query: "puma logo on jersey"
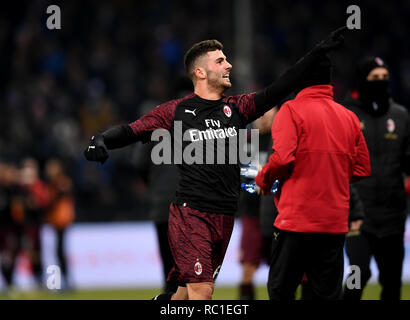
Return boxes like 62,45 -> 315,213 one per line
185,109 -> 197,116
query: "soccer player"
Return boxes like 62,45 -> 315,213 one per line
84,28 -> 346,300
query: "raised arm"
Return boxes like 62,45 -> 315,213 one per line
84,100 -> 178,164
240,27 -> 347,123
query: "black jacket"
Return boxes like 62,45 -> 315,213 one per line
132,141 -> 179,223
343,96 -> 410,237
349,185 -> 364,222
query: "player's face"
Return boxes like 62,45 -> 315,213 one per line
204,50 -> 232,90
366,67 -> 389,81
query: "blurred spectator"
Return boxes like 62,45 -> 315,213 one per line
0,163 -> 21,292
1,158 -> 49,291
44,158 -> 75,289
343,57 -> 410,300
16,158 -> 49,287
237,108 -> 277,300
405,176 -> 410,197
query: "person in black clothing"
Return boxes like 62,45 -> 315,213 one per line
238,108 -> 277,300
44,158 -> 75,290
84,28 -> 347,300
0,163 -> 21,292
132,76 -> 192,295
301,185 -> 365,300
18,158 -> 49,287
343,57 -> 410,300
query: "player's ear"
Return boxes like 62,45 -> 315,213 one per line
194,67 -> 206,80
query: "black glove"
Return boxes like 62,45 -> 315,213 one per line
315,26 -> 347,53
253,26 -> 348,120
84,134 -> 109,164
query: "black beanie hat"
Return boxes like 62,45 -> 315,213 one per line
298,55 -> 332,91
357,56 -> 388,81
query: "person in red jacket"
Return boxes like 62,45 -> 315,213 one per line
255,56 -> 371,300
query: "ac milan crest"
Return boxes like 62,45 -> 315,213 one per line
223,105 -> 232,118
375,57 -> 384,66
386,118 -> 395,133
194,260 -> 202,275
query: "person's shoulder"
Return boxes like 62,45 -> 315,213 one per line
334,99 -> 358,116
275,99 -> 295,115
160,93 -> 196,108
328,100 -> 362,128
390,100 -> 409,116
151,94 -> 196,119
223,92 -> 256,105
339,95 -> 361,112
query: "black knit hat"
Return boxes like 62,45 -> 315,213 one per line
357,56 -> 388,81
298,55 -> 332,91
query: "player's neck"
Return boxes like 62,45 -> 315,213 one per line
194,83 -> 224,101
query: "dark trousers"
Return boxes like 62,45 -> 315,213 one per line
0,224 -> 43,286
0,224 -> 22,287
25,224 -> 43,283
267,228 -> 345,300
56,228 -> 68,280
155,222 -> 177,293
344,231 -> 404,300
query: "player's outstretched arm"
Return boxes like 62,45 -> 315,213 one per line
84,125 -> 136,164
84,98 -> 180,164
253,27 -> 347,116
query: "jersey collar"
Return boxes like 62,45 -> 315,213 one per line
295,85 -> 334,99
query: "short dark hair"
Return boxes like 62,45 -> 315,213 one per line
184,39 -> 223,79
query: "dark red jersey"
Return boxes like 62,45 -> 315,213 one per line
129,92 -> 267,215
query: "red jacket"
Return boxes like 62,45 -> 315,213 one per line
255,85 -> 371,234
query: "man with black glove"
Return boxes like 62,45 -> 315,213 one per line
84,27 -> 347,300
343,57 -> 410,300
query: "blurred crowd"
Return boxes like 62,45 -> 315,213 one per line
0,158 -> 74,290
0,0 -> 409,223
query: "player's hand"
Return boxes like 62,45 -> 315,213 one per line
84,134 -> 109,164
349,219 -> 363,232
316,26 -> 347,52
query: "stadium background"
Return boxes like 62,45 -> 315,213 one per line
1,0 -> 410,299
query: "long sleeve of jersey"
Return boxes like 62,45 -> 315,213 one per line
100,97 -> 186,150
247,49 -> 324,122
128,98 -> 185,143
